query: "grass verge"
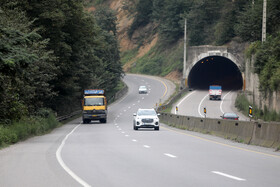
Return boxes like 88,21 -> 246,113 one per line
235,92 -> 280,122
0,112 -> 60,149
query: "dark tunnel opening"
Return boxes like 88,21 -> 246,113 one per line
188,56 -> 243,90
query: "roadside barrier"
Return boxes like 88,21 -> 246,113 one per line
156,88 -> 280,149
251,121 -> 280,148
159,113 -> 280,149
56,110 -> 81,122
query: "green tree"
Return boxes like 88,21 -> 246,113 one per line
254,32 -> 280,92
235,0 -> 263,42
128,0 -> 153,38
93,6 -> 123,97
0,4 -> 57,122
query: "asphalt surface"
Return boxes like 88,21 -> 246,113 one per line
172,90 -> 249,121
0,74 -> 280,187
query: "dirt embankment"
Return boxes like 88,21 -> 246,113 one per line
89,0 -> 181,83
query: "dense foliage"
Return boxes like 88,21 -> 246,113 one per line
249,33 -> 280,92
127,0 -> 280,92
0,0 -> 123,123
236,93 -> 280,122
129,0 -> 280,45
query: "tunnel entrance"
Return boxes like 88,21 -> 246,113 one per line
188,56 -> 243,90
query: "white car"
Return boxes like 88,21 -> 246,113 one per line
138,85 -> 147,94
133,109 -> 160,130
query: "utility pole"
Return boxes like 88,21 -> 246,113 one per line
262,0 -> 267,43
183,18 -> 187,87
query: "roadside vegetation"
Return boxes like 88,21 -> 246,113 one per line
123,40 -> 184,76
120,0 -> 280,118
0,110 -> 59,148
0,0 -> 123,146
123,0 -> 280,77
235,93 -> 280,122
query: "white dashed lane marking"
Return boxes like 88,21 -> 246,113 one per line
212,171 -> 246,181
143,145 -> 150,148
164,153 -> 177,158
132,139 -> 138,142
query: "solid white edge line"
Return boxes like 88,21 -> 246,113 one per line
212,171 -> 246,181
220,91 -> 232,114
175,91 -> 196,113
56,122 -> 91,187
164,153 -> 177,158
198,93 -> 209,117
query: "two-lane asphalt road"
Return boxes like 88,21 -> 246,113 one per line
173,90 -> 248,121
1,74 -> 279,187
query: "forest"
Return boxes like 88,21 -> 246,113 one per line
127,0 -> 280,92
0,0 -> 123,124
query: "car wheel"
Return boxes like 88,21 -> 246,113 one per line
134,125 -> 138,130
155,127 -> 159,131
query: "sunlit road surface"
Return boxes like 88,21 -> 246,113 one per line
0,74 -> 280,187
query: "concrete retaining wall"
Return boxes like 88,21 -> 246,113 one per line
159,113 -> 280,149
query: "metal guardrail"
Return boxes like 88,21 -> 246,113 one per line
56,110 -> 81,122
157,88 -> 189,112
56,83 -> 129,122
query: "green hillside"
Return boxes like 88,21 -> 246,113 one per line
120,0 -> 280,92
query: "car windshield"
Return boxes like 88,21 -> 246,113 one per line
139,86 -> 146,89
84,98 -> 104,106
224,113 -> 238,118
137,109 -> 156,116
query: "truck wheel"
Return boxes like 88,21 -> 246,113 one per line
100,119 -> 107,123
83,119 -> 87,124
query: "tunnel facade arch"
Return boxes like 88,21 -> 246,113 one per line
187,53 -> 243,90
183,46 -> 244,90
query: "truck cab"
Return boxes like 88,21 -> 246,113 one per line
209,85 -> 222,100
82,89 -> 107,124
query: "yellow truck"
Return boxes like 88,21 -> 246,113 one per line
82,89 -> 107,124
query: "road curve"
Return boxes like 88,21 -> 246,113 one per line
172,90 -> 249,121
1,74 -> 280,187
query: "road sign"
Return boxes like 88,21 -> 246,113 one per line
204,107 -> 206,118
249,106 -> 253,118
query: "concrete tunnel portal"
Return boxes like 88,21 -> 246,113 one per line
188,56 -> 243,90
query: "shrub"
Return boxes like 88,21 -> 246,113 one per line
0,111 -> 59,148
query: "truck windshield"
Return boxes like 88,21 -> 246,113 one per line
84,98 -> 104,106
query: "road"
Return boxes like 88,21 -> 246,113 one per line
172,90 -> 249,121
1,74 -> 280,187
